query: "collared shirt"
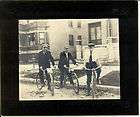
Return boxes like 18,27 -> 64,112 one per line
43,52 -> 45,55
65,52 -> 68,60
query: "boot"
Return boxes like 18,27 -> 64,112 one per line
86,89 -> 91,96
70,80 -> 74,85
85,85 -> 91,96
48,83 -> 51,91
60,81 -> 64,88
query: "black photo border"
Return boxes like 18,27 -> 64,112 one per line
1,1 -> 138,115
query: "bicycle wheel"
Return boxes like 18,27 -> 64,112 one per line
49,74 -> 54,96
71,73 -> 79,94
36,73 -> 44,90
63,75 -> 67,88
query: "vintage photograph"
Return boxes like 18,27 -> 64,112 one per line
19,19 -> 120,100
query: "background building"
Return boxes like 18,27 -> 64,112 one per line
76,19 -> 119,64
19,19 -> 119,64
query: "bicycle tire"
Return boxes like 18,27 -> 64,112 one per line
92,71 -> 97,99
49,74 -> 54,96
72,73 -> 79,94
36,73 -> 44,90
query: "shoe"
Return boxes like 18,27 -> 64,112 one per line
60,85 -> 64,88
70,81 -> 74,85
85,89 -> 91,96
86,92 -> 90,96
60,83 -> 64,88
41,83 -> 45,87
48,86 -> 51,91
39,93 -> 44,97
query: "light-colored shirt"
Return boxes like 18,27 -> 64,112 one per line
65,52 -> 68,60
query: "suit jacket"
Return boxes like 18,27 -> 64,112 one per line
38,50 -> 55,68
58,51 -> 76,69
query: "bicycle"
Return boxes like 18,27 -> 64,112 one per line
84,68 -> 98,98
62,66 -> 79,94
35,67 -> 55,96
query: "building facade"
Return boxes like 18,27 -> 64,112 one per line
19,19 -> 119,64
75,19 -> 119,63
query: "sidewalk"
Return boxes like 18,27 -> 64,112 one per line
19,64 -> 120,95
19,75 -> 120,96
19,64 -> 120,86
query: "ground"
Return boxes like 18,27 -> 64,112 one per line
19,63 -> 120,100
19,82 -> 120,100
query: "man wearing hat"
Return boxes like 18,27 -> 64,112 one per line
58,47 -> 77,88
38,44 -> 55,90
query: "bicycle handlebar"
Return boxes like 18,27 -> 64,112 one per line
84,68 -> 95,71
84,66 -> 101,71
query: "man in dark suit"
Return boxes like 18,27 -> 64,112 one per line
58,47 -> 77,88
38,45 -> 55,90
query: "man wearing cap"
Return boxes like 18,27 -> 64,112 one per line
38,45 -> 55,90
58,47 -> 77,88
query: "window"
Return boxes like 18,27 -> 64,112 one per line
76,35 -> 82,45
69,35 -> 74,46
78,35 -> 82,40
77,21 -> 81,28
89,22 -> 102,45
39,32 -> 45,39
68,21 -> 73,27
19,34 -> 27,46
112,38 -> 118,43
28,33 -> 36,46
76,41 -> 82,45
39,32 -> 45,44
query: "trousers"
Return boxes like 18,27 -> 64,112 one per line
86,69 -> 101,92
59,67 -> 74,86
39,68 -> 51,88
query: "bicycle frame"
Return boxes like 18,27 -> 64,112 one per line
63,66 -> 79,94
37,67 -> 55,96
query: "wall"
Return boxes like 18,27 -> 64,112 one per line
47,20 -> 77,59
19,19 -> 119,63
82,44 -> 119,64
76,19 -> 119,64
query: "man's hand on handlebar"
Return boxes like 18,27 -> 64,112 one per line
84,67 -> 96,71
75,63 -> 78,66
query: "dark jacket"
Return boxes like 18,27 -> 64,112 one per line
58,51 -> 76,69
85,61 -> 101,76
38,50 -> 55,68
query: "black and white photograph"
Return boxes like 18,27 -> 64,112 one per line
1,0 -> 138,115
19,19 -> 120,100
